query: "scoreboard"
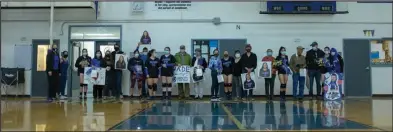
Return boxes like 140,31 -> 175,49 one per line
262,1 -> 340,14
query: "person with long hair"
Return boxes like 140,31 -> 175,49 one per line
274,47 -> 290,101
209,49 -> 223,101
221,51 -> 235,100
262,49 -> 276,100
140,31 -> 152,44
75,48 -> 92,99
233,50 -> 243,100
160,47 -> 177,100
46,44 -> 61,101
128,49 -> 145,100
103,50 -> 115,99
92,50 -> 106,99
321,47 -> 330,95
145,49 -> 161,100
192,48 -> 208,100
59,51 -> 69,100
325,48 -> 344,96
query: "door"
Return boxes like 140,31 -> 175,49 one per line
343,39 -> 372,97
95,41 -> 120,56
31,39 -> 60,97
218,39 -> 247,98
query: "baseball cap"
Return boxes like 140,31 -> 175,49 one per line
195,48 -> 201,52
310,42 -> 318,47
297,46 -> 305,49
180,45 -> 185,49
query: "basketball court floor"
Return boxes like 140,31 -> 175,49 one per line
1,98 -> 392,131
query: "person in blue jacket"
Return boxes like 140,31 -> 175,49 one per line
59,51 -> 69,100
128,50 -> 145,100
92,50 -> 106,99
135,42 -> 149,98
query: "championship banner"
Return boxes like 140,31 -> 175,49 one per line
323,73 -> 343,101
173,66 -> 191,83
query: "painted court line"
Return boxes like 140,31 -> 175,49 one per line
220,104 -> 246,130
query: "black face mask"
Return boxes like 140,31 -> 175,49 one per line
63,55 -> 68,58
114,47 -> 120,51
246,49 -> 251,52
224,54 -> 228,57
214,53 -> 219,57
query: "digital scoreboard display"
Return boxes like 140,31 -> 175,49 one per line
265,1 -> 337,14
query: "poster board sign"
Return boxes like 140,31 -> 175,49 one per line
241,72 -> 256,90
323,73 -> 343,101
257,61 -> 272,78
370,40 -> 392,66
115,54 -> 128,70
84,67 -> 106,85
173,66 -> 191,83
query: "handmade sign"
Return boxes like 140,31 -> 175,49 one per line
323,73 -> 344,101
173,66 -> 191,83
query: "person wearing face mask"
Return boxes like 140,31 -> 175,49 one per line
221,51 -> 235,100
103,50 -> 115,99
321,47 -> 330,89
160,47 -> 177,100
111,44 -> 124,100
289,46 -> 307,101
75,48 -> 92,99
145,49 -> 161,100
305,42 -> 325,100
325,48 -> 344,96
233,50 -> 243,100
128,50 -> 145,100
209,49 -> 223,101
239,44 -> 257,100
135,42 -> 149,98
46,44 -> 61,101
174,45 -> 192,100
274,47 -> 290,101
59,51 -> 69,100
262,49 -> 277,100
191,48 -> 208,100
92,50 -> 106,99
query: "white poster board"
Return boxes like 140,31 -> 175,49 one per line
115,54 -> 127,70
83,67 -> 106,85
173,66 -> 191,83
241,72 -> 256,90
257,61 -> 272,78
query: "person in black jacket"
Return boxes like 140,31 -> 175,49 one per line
111,44 -> 124,100
233,50 -> 243,100
222,51 -> 235,100
192,48 -> 208,99
46,44 -> 61,101
128,50 -> 145,100
75,48 -> 92,99
160,47 -> 177,100
91,50 -> 106,99
240,44 -> 257,100
275,47 -> 290,101
305,42 -> 325,99
103,50 -> 115,99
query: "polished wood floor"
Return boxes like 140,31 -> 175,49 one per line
1,98 -> 392,131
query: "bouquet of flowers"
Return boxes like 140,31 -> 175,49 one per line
80,59 -> 90,68
273,60 -> 282,67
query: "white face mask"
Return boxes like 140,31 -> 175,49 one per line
134,54 -> 139,57
324,51 -> 330,54
312,47 -> 318,51
331,52 -> 336,56
96,54 -> 101,57
180,49 -> 185,53
82,52 -> 88,56
143,52 -> 148,55
235,53 -> 241,58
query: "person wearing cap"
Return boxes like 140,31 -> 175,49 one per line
175,45 -> 192,100
111,44 -> 124,100
191,48 -> 207,99
239,44 -> 257,100
59,51 -> 69,100
305,42 -> 325,100
290,46 -> 307,100
261,49 -> 276,100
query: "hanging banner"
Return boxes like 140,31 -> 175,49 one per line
173,66 -> 191,83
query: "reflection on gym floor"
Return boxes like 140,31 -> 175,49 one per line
1,99 -> 391,131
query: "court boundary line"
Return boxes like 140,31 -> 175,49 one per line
106,102 -> 153,131
220,104 -> 246,130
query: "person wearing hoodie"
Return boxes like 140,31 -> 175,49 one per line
92,50 -> 106,99
46,44 -> 61,101
128,50 -> 145,100
175,45 -> 192,100
261,49 -> 276,100
111,44 -> 124,100
324,48 -> 344,96
59,51 -> 69,100
75,48 -> 92,99
305,42 -> 325,100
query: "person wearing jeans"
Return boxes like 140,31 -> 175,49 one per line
209,49 -> 223,101
306,42 -> 325,99
174,45 -> 192,100
290,46 -> 307,100
262,49 -> 276,100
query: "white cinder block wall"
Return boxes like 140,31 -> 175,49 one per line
1,2 -> 392,96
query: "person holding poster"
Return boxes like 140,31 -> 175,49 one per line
261,49 -> 276,100
274,46 -> 290,101
160,47 -> 177,100
191,48 -> 207,100
46,44 -> 61,101
209,49 -> 223,101
324,48 -> 344,98
75,48 -> 92,99
259,62 -> 271,78
111,44 -> 124,100
128,50 -> 145,100
221,51 -> 235,100
145,49 -> 161,100
175,45 -> 192,100
321,47 -> 331,90
243,73 -> 255,90
289,46 -> 306,101
91,50 -> 106,99
135,43 -> 149,98
104,50 -> 115,99
240,44 -> 257,100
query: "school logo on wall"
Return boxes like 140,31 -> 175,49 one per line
363,30 -> 375,37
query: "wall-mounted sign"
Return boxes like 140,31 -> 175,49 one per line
155,1 -> 191,10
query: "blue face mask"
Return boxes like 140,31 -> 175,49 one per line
267,52 -> 273,56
